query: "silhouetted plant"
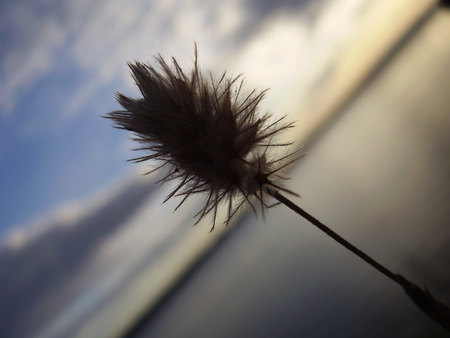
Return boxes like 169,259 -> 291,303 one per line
107,46 -> 303,230
105,45 -> 450,333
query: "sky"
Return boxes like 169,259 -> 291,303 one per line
1,0 -> 369,243
0,0 -> 328,241
0,0 -> 384,244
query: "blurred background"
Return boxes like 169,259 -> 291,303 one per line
0,0 -> 449,337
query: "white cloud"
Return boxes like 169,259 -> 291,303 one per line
228,15 -> 309,115
1,168 -> 149,251
1,0 -> 364,121
223,0 -> 374,122
3,201 -> 82,251
1,0 -> 308,120
0,0 -> 152,116
0,2 -> 66,115
60,0 -> 252,118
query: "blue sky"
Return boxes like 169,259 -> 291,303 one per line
1,0 -> 331,241
0,0 -> 139,236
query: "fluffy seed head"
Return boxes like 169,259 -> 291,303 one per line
105,46 -> 301,229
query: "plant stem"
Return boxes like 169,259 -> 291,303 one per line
267,188 -> 450,332
267,188 -> 401,284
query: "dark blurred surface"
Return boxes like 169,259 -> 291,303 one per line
128,8 -> 450,338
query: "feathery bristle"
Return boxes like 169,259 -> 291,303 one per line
105,45 -> 301,229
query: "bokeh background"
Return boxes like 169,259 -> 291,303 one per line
1,0 -> 449,337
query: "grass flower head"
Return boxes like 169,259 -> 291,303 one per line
106,46 -> 301,228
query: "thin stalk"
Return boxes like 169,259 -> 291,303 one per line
267,188 -> 450,333
268,188 -> 400,284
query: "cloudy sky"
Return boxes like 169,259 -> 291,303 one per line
1,0 -> 361,242
1,0 -> 387,246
